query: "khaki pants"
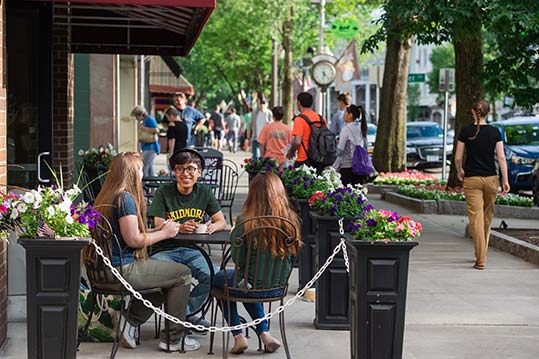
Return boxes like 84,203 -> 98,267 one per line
463,176 -> 498,265
121,258 -> 191,343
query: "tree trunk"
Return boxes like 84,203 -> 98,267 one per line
372,31 -> 412,172
281,4 -> 294,124
447,19 -> 484,188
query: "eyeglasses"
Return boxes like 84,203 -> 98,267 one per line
174,165 -> 198,174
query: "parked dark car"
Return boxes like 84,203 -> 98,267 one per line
532,160 -> 539,206
491,117 -> 539,193
406,121 -> 452,169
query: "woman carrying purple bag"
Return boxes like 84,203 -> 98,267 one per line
333,104 -> 372,185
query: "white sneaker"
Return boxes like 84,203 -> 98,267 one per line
118,314 -> 137,349
159,336 -> 201,352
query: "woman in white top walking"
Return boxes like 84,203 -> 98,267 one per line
333,104 -> 369,185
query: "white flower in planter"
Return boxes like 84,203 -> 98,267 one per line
23,192 -> 35,204
58,198 -> 72,213
16,202 -> 28,214
10,209 -> 19,220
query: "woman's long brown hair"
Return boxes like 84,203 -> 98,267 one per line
241,172 -> 302,258
469,100 -> 490,140
84,152 -> 148,262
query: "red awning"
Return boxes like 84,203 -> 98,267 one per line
149,55 -> 194,95
38,0 -> 215,55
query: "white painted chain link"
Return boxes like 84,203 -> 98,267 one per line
338,218 -> 350,273
89,229 -> 348,333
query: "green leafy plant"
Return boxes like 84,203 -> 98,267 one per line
397,185 -> 534,207
241,158 -> 278,172
308,186 -> 369,217
349,209 -> 422,242
278,165 -> 340,200
78,144 -> 117,170
0,168 -> 101,241
397,184 -> 465,201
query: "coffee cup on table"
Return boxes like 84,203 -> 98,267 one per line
195,223 -> 208,234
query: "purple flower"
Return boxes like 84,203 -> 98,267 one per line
357,197 -> 365,205
363,204 -> 374,212
335,195 -> 343,202
329,206 -> 337,215
366,218 -> 377,227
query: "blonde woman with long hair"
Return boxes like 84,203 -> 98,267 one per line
212,172 -> 302,354
86,152 -> 199,352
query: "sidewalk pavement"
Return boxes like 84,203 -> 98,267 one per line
2,148 -> 538,358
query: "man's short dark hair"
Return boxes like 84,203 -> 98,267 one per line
271,106 -> 284,121
165,106 -> 179,117
297,92 -> 313,108
259,98 -> 267,105
168,149 -> 205,170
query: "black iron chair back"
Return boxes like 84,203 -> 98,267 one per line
217,159 -> 239,225
210,215 -> 299,359
195,147 -> 223,186
82,217 -> 164,358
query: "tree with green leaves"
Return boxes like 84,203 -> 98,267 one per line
363,3 -> 413,172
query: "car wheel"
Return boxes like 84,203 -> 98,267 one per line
533,177 -> 539,207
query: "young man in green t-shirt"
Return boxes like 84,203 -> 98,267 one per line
149,149 -> 227,328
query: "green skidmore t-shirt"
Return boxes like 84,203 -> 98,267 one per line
148,182 -> 221,224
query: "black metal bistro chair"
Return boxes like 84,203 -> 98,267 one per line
209,216 -> 299,359
196,147 -> 224,187
217,159 -> 239,225
80,217 -> 167,359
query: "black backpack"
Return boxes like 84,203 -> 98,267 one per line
298,114 -> 337,166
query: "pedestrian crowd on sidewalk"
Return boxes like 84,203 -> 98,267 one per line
134,90 -> 376,186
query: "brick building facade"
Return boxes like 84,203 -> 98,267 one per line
0,0 -> 214,351
0,0 -> 7,349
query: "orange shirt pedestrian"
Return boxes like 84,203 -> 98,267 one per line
291,108 -> 327,162
258,121 -> 292,166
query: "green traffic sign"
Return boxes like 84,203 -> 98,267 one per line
408,73 -> 426,83
331,19 -> 360,39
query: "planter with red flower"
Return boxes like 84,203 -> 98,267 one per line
78,144 -> 116,198
278,166 -> 341,288
241,157 -> 278,184
308,185 -> 369,330
346,209 -> 421,359
1,180 -> 101,359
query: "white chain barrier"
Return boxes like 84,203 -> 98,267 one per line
338,218 -> 350,273
90,222 -> 349,333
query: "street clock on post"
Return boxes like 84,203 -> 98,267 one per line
312,60 -> 336,89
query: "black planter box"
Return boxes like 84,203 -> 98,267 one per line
345,237 -> 417,359
310,213 -> 355,330
20,238 -> 90,359
294,199 -> 317,289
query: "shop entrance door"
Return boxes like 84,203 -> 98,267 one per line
6,2 -> 53,189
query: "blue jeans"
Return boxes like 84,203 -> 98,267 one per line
151,247 -> 213,315
251,140 -> 260,160
212,269 -> 284,336
142,150 -> 157,177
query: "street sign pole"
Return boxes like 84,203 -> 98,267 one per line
442,88 -> 449,180
440,68 -> 454,181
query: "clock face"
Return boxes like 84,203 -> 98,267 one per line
312,61 -> 336,86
